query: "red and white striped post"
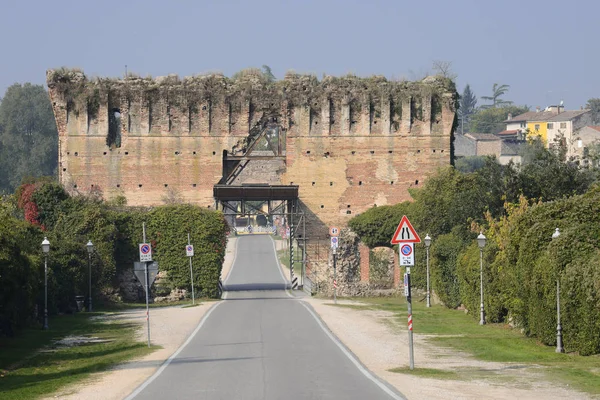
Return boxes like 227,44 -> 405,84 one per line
406,266 -> 414,370
333,248 -> 337,304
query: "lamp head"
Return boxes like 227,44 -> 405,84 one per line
477,232 -> 487,249
424,234 -> 432,248
86,240 -> 94,254
41,237 -> 50,254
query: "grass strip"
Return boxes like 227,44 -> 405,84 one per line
331,297 -> 600,395
0,312 -> 155,400
388,366 -> 458,379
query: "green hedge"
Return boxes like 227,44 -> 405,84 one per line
466,187 -> 600,354
2,182 -> 230,335
348,156 -> 600,354
146,205 -> 229,298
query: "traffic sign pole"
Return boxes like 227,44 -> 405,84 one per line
391,216 -> 419,369
333,248 -> 337,304
143,223 -> 150,348
188,233 -> 195,306
406,264 -> 415,370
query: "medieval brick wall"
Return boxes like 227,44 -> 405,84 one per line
46,69 -> 457,237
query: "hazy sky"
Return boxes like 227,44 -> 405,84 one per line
1,0 -> 598,109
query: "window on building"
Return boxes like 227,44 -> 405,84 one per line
520,122 -> 526,128
534,124 -> 540,130
560,122 -> 567,129
547,123 -> 554,129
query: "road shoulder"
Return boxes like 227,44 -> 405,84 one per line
45,237 -> 239,400
304,297 -> 590,400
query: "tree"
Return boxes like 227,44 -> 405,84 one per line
517,137 -> 596,201
0,84 -> 58,193
469,105 -> 529,134
481,83 -> 513,109
458,84 -> 477,134
262,65 -> 276,83
586,98 -> 600,124
432,60 -> 457,81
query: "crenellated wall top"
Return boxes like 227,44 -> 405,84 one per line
46,68 -> 458,114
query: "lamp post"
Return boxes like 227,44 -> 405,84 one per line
477,232 -> 487,325
41,237 -> 50,330
552,228 -> 564,353
86,240 -> 94,312
424,234 -> 432,308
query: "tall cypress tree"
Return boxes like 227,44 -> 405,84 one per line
458,84 -> 477,134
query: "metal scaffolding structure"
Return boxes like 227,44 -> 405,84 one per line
214,184 -> 306,288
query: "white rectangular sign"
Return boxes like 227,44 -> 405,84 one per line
330,237 -> 339,249
139,243 -> 152,262
399,243 -> 414,266
186,244 -> 194,257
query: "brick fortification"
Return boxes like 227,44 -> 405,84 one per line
46,69 -> 457,237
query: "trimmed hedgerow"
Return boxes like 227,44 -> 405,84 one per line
145,205 -> 229,298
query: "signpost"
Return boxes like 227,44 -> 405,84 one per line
391,215 -> 420,370
330,227 -> 339,304
136,223 -> 153,347
399,243 -> 414,266
330,236 -> 339,249
186,234 -> 195,305
139,243 -> 152,262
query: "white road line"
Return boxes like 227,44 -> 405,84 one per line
269,236 -> 294,299
299,301 -> 407,400
124,301 -> 223,400
222,236 -> 241,300
223,237 -> 239,284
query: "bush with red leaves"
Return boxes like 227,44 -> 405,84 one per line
16,183 -> 41,227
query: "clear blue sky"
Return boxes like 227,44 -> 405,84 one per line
1,0 -> 598,109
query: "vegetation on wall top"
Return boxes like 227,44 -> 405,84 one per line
46,67 -> 458,116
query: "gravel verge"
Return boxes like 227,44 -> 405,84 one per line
303,297 -> 591,400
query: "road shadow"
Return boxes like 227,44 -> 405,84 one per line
222,283 -> 291,291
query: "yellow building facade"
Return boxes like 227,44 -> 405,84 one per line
527,121 -> 548,142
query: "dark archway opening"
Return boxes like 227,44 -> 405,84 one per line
107,108 -> 122,149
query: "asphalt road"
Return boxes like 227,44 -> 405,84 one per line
128,235 -> 404,400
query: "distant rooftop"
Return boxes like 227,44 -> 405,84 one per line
465,133 -> 499,141
507,109 -> 589,123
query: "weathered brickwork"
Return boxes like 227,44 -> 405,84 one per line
47,69 -> 457,236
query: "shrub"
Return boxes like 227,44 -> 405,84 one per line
430,230 -> 466,308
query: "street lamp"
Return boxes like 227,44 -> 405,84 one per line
41,237 -> 50,330
424,234 -> 432,308
552,228 -> 564,353
477,232 -> 487,325
86,240 -> 94,312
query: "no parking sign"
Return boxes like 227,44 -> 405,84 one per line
400,243 -> 414,266
139,243 -> 152,262
186,244 -> 194,257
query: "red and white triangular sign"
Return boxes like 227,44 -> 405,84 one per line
391,215 -> 421,244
